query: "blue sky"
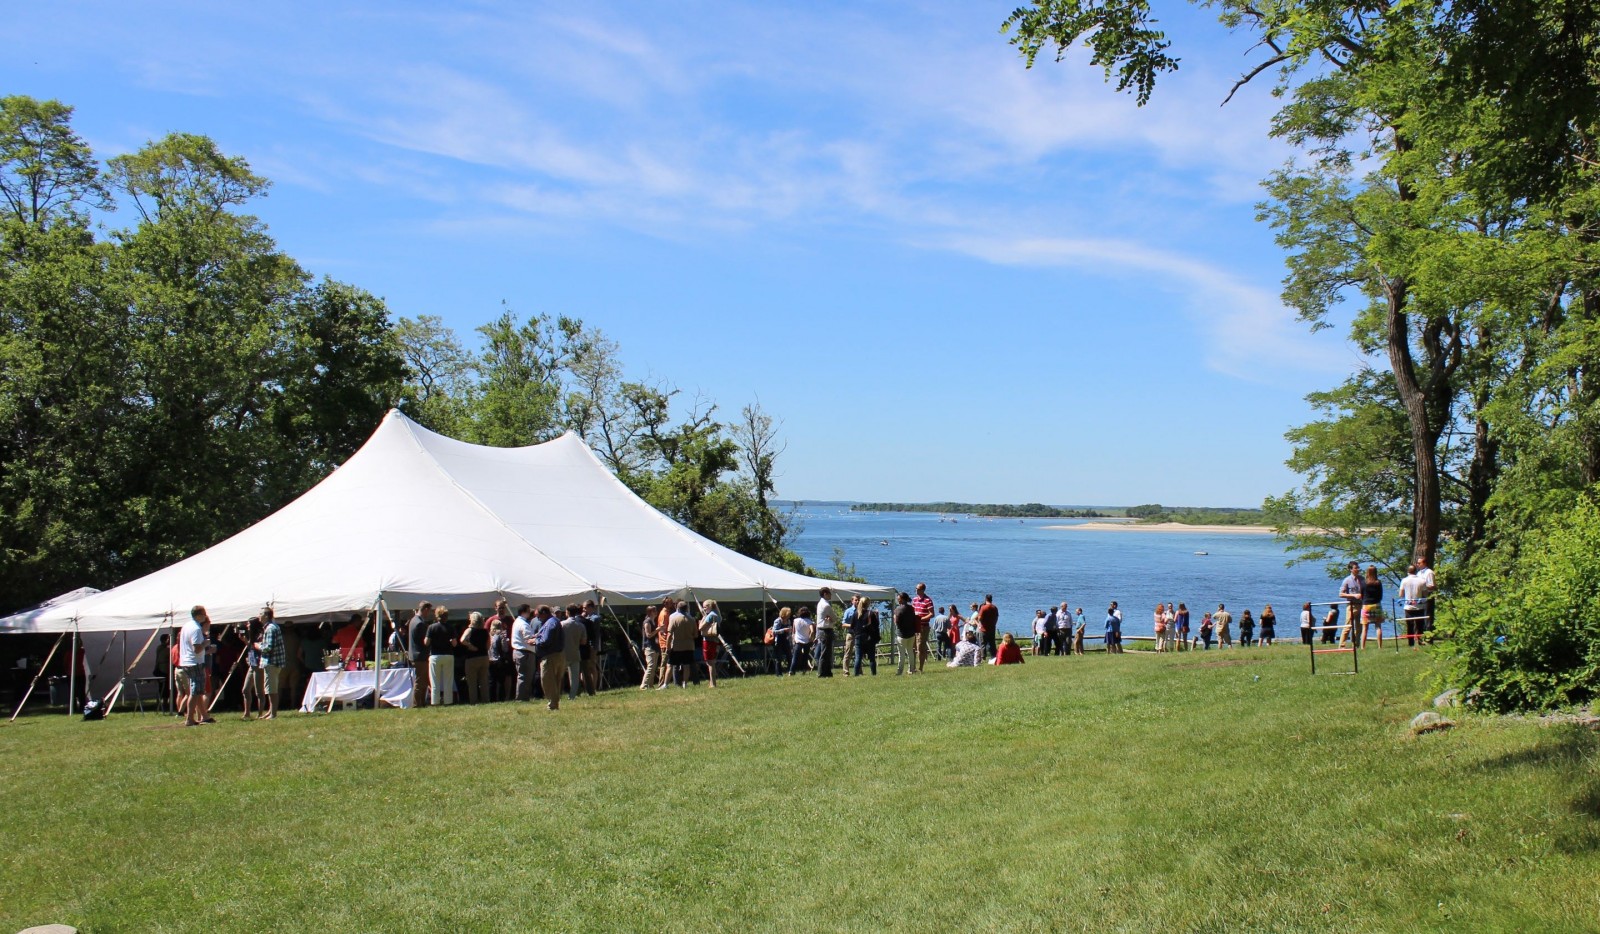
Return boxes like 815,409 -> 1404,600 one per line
5,1 -> 1365,506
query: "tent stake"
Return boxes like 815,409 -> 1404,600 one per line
100,627 -> 161,714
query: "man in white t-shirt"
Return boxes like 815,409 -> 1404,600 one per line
814,588 -> 837,678
1398,565 -> 1425,647
180,605 -> 213,727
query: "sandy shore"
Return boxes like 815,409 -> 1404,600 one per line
1044,521 -> 1278,535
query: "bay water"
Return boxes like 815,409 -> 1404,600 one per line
788,503 -> 1340,641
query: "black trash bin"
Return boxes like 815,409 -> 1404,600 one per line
48,675 -> 68,706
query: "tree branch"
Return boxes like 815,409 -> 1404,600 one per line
1223,52 -> 1291,104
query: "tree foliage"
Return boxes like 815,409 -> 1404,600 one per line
1007,0 -> 1600,707
1438,492 -> 1600,711
0,95 -> 805,614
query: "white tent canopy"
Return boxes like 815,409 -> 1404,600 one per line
1,411 -> 892,633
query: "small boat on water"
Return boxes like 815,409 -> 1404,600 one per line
1194,551 -> 1209,556
879,540 -> 890,546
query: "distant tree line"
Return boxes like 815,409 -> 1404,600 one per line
1125,504 -> 1266,526
851,502 -> 1106,518
0,96 -> 802,615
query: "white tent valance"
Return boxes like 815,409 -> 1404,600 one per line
1,411 -> 892,633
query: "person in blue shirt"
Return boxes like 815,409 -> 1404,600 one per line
533,605 -> 565,711
1104,602 -> 1123,654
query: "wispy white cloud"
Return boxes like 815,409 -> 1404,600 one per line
937,234 -> 1350,379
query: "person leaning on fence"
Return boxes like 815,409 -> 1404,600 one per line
1299,602 -> 1315,646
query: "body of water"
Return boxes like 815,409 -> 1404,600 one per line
787,503 -> 1340,641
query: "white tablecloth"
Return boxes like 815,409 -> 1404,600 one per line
299,668 -> 414,712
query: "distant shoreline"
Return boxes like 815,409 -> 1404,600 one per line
1046,521 -> 1278,535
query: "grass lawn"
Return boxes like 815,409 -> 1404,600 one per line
2,647 -> 1596,933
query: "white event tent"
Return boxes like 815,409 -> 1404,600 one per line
0,410 -> 893,634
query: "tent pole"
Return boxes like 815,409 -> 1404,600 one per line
167,611 -> 177,716
68,618 -> 78,716
118,630 -> 127,712
373,594 -> 384,709
9,631 -> 66,721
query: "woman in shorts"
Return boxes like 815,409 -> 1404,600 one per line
1258,604 -> 1277,647
1360,565 -> 1385,647
699,600 -> 722,688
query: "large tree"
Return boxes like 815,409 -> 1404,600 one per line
0,105 -> 405,611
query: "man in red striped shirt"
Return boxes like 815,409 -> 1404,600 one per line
911,583 -> 935,674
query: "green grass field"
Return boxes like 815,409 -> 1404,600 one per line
2,647 -> 1596,933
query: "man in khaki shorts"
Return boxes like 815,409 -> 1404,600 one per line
253,606 -> 286,719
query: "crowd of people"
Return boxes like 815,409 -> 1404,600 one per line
153,555 -> 1437,723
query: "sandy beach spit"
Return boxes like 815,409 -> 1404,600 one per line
1045,521 -> 1278,535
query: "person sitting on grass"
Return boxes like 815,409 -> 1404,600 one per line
992,632 -> 1025,665
947,631 -> 982,667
